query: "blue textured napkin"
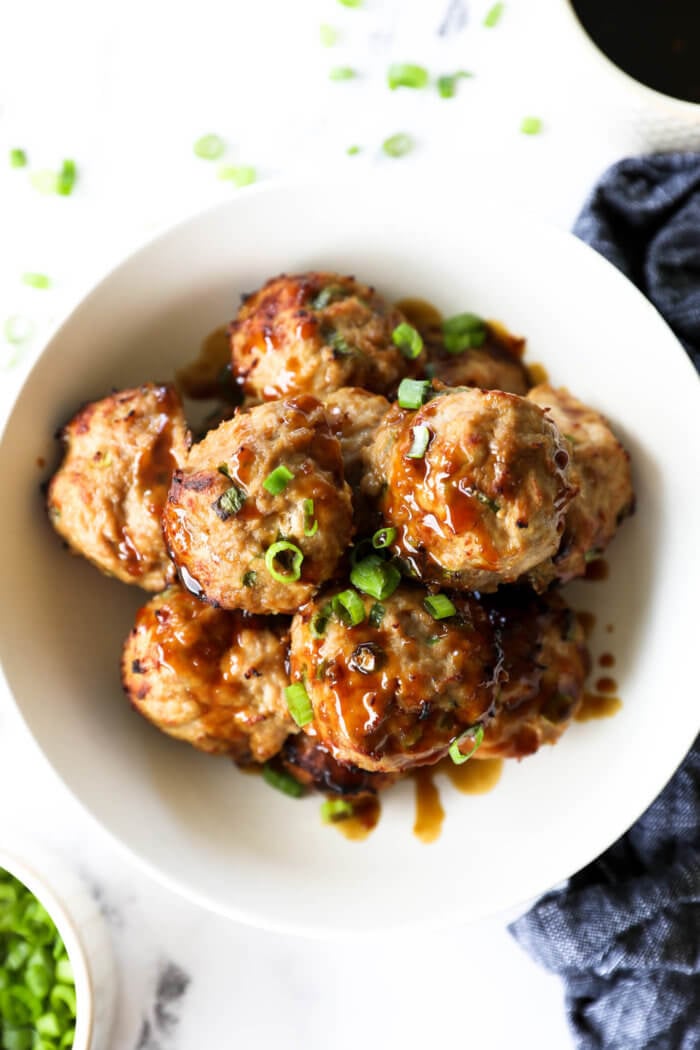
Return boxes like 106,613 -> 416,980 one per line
509,154 -> 700,1050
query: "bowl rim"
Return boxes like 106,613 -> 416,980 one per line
0,848 -> 93,1049
560,0 -> 700,114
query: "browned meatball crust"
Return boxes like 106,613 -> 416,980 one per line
526,385 -> 634,588
478,590 -> 589,759
47,383 -> 189,591
122,586 -> 294,761
280,733 -> 397,797
321,387 -> 390,489
229,273 -> 415,401
163,396 -> 354,614
425,323 -> 530,395
363,388 -> 575,592
290,584 -> 502,774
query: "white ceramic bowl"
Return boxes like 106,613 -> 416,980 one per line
0,176 -> 698,937
0,843 -> 115,1049
559,0 -> 700,151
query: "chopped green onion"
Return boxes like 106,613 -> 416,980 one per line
264,541 -> 304,583
303,498 -> 318,536
448,724 -> 484,764
262,764 -> 304,798
382,133 -> 414,158
351,555 -> 401,600
263,464 -> 294,495
320,23 -> 338,46
214,484 -> 246,519
242,570 -> 257,587
310,602 -> 333,638
406,424 -> 431,459
337,0 -> 362,7
368,602 -> 386,628
520,116 -> 542,135
30,170 -> 58,194
332,589 -> 366,626
49,984 -> 76,1018
3,315 -> 33,346
329,66 -> 357,81
218,165 -> 257,187
392,322 -> 423,360
387,63 -> 429,90
372,527 -> 396,549
346,145 -> 361,156
313,285 -> 347,310
193,133 -> 225,160
441,312 -> 487,353
56,159 -> 77,196
437,71 -> 473,98
321,798 -> 354,823
285,682 -> 314,727
484,2 -> 504,27
35,1013 -> 61,1038
475,490 -> 500,513
424,593 -> 457,620
217,462 -> 233,480
21,272 -> 51,290
9,149 -> 27,169
397,377 -> 430,409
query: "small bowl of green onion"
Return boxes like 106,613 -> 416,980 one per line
0,847 -> 115,1050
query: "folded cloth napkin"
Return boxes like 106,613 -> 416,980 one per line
509,153 -> 700,1050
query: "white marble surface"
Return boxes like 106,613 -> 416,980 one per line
1,2 -> 695,1047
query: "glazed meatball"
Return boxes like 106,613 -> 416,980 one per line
280,733 -> 397,797
526,385 -> 634,588
229,273 -> 414,401
290,584 -> 502,774
363,387 -> 575,592
477,590 -> 589,759
47,384 -> 189,591
122,586 -> 293,761
163,396 -> 353,614
322,388 -> 390,489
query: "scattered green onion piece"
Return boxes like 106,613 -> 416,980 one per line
368,602 -> 385,628
437,71 -> 473,98
49,985 -> 76,1019
53,960 -> 72,986
382,133 -> 414,158
193,133 -> 225,160
35,1013 -> 62,1038
350,555 -> 401,601
217,462 -> 233,480
264,541 -> 304,583
320,23 -> 338,46
242,570 -> 257,587
9,149 -> 27,169
329,66 -> 357,81
346,144 -> 361,156
263,464 -> 294,495
332,589 -> 366,627
30,170 -> 58,194
520,116 -> 542,135
406,425 -> 430,459
475,490 -> 500,513
0,985 -> 43,1023
321,798 -> 354,823
449,724 -> 484,764
24,952 -> 52,998
285,682 -> 314,727
313,285 -> 346,310
372,527 -> 396,550
484,2 -> 504,27
59,1028 -> 76,1050
218,165 -> 257,187
311,602 -> 333,638
392,322 -> 423,360
214,484 -> 246,519
303,498 -> 318,537
262,764 -> 304,798
397,377 -> 430,409
56,159 -> 77,196
21,273 -> 50,290
337,0 -> 362,7
3,316 -> 33,346
1,1027 -> 33,1050
5,940 -> 31,971
424,593 -> 457,620
441,312 -> 487,353
387,63 -> 429,91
